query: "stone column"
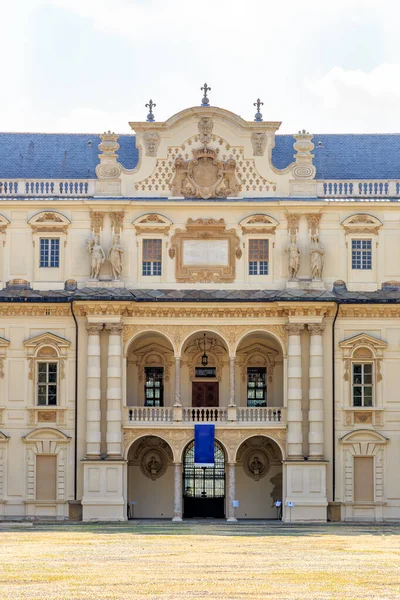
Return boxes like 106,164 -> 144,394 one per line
85,323 -> 103,458
285,324 -> 304,459
172,462 -> 183,521
228,357 -> 236,407
307,323 -> 325,459
105,323 -> 123,458
174,357 -> 181,406
226,462 -> 237,522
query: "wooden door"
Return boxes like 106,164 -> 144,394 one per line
192,382 -> 219,407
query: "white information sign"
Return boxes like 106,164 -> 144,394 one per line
183,240 -> 229,266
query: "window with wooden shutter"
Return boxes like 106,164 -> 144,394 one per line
142,239 -> 162,276
248,239 -> 269,275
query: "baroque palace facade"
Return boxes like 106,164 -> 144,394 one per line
0,92 -> 399,522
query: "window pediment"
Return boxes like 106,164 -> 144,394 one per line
22,427 -> 71,443
24,332 -> 71,358
239,214 -> 279,235
341,214 -> 382,235
133,213 -> 172,236
28,211 -> 71,234
339,334 -> 387,359
340,429 -> 388,445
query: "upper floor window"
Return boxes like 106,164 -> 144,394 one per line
352,363 -> 373,407
37,362 -> 58,406
40,238 -> 60,268
144,366 -> 164,407
351,239 -> 372,270
248,239 -> 269,276
142,239 -> 162,276
247,367 -> 267,407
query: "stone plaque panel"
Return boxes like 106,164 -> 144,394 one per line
183,240 -> 229,266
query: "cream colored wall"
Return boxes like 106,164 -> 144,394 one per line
335,317 -> 400,520
128,465 -> 174,518
0,314 -> 76,518
236,465 -> 282,519
1,202 -> 400,291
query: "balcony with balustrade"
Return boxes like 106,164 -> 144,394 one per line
123,405 -> 286,428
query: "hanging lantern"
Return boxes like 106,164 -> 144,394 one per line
201,333 -> 209,366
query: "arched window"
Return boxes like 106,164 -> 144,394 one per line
183,440 -> 225,518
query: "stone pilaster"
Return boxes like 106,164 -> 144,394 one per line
105,323 -> 123,458
85,324 -> 103,458
228,357 -> 236,407
307,323 -> 325,459
226,462 -> 237,522
172,462 -> 183,521
285,324 -> 304,459
174,357 -> 181,407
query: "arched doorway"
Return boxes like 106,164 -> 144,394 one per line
235,435 -> 283,519
183,440 -> 225,518
127,435 -> 174,518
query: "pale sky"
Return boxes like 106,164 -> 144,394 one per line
2,0 -> 400,134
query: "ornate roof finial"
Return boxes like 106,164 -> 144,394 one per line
254,98 -> 264,122
145,99 -> 156,122
201,83 -> 211,107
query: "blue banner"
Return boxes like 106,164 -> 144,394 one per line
194,424 -> 215,466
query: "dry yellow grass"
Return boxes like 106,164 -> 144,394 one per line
0,522 -> 400,599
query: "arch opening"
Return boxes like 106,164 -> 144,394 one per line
183,439 -> 226,518
126,332 -> 175,408
127,435 -> 174,518
235,435 -> 283,519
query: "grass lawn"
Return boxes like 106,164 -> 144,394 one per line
1,521 -> 400,599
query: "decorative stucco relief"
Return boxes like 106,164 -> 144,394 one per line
134,135 -> 276,195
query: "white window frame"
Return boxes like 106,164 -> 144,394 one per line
138,236 -> 166,284
352,362 -> 373,407
244,235 -> 274,284
39,237 -> 60,269
36,361 -> 59,406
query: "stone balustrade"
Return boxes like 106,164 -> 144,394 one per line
0,178 -> 94,196
317,179 -> 400,198
124,406 -> 285,426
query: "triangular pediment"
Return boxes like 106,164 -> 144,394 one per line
24,332 -> 71,352
339,333 -> 387,352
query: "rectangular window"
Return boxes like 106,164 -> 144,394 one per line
352,363 -> 373,407
144,367 -> 164,407
351,239 -> 372,270
354,456 -> 374,502
142,239 -> 162,276
37,362 -> 58,406
248,239 -> 269,276
247,367 -> 267,407
40,238 -> 60,268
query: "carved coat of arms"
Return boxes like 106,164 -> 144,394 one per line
171,148 -> 240,199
